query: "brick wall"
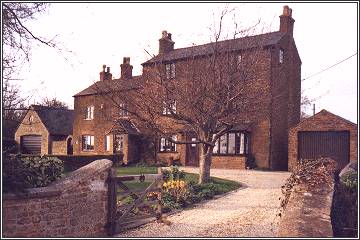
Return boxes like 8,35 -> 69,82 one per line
15,110 -> 50,155
288,110 -> 358,171
51,135 -> 68,155
2,159 -> 112,238
211,155 -> 246,169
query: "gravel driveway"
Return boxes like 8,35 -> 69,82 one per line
115,167 -> 291,237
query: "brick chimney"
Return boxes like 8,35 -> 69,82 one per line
159,30 -> 175,54
120,57 -> 133,79
99,64 -> 112,81
279,5 -> 295,36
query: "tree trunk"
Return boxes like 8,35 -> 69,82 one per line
199,143 -> 213,184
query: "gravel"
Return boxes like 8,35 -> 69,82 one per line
114,167 -> 291,237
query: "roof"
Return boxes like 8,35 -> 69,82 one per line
180,122 -> 252,133
30,105 -> 74,135
293,109 -> 357,129
2,119 -> 20,140
73,76 -> 143,97
107,119 -> 140,135
143,31 -> 285,65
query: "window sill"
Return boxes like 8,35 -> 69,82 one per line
82,149 -> 95,152
158,151 -> 178,153
84,118 -> 94,121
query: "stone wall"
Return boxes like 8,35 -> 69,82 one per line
2,159 -> 113,238
277,183 -> 334,237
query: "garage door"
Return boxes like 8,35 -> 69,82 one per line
21,135 -> 42,154
298,131 -> 350,170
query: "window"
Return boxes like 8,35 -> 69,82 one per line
29,115 -> 34,123
162,100 -> 176,115
105,135 -> 111,152
159,135 -> 177,152
191,137 -> 197,147
279,49 -> 284,64
114,134 -> 125,153
212,132 -> 248,155
85,106 -> 94,120
165,63 -> 175,79
119,103 -> 128,117
82,135 -> 94,151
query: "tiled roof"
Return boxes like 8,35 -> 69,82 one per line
73,76 -> 143,97
143,31 -> 285,65
31,105 -> 74,135
107,119 -> 140,135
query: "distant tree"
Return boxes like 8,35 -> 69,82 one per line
38,97 -> 69,109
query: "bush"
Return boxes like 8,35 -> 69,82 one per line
341,172 -> 357,190
3,154 -> 64,193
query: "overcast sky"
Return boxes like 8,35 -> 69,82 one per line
16,2 -> 358,123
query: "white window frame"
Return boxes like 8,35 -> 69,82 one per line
82,135 -> 94,151
165,63 -> 175,79
85,105 -> 94,120
159,135 -> 177,152
279,49 -> 284,64
105,135 -> 111,152
119,103 -> 129,117
162,100 -> 176,115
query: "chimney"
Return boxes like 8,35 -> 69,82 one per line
159,30 -> 175,54
120,57 -> 133,79
279,5 -> 295,36
99,64 -> 112,81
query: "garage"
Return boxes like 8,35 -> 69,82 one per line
20,135 -> 42,154
288,110 -> 357,171
298,131 -> 350,169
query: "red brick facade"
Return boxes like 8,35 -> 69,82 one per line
73,6 -> 301,170
288,110 -> 358,171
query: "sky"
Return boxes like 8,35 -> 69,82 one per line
14,2 -> 358,123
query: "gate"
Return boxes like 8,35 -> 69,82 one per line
107,167 -> 164,235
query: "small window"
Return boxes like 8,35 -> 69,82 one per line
82,135 -> 94,151
279,49 -> 284,64
105,135 -> 111,152
163,100 -> 176,115
114,134 -> 125,153
29,115 -> 34,123
85,106 -> 94,120
191,137 -> 197,147
165,63 -> 175,79
119,103 -> 128,117
159,135 -> 177,152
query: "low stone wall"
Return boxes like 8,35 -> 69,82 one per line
277,183 -> 334,237
2,159 -> 113,238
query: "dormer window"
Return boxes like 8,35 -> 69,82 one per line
165,63 -> 175,79
85,106 -> 94,120
279,49 -> 284,64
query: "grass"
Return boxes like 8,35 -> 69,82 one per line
116,165 -> 158,175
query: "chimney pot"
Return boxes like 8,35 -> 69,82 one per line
162,30 -> 168,38
102,64 -> 106,72
106,67 -> 110,73
159,30 -> 175,54
167,33 -> 172,40
283,5 -> 290,16
120,57 -> 133,79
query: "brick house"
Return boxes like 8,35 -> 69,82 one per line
73,6 -> 301,170
288,109 -> 357,171
15,105 -> 74,155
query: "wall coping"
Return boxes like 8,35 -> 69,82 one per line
3,159 -> 113,200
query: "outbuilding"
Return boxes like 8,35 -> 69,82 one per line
15,105 -> 74,155
288,109 -> 357,171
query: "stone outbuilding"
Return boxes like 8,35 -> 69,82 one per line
288,109 -> 357,171
15,105 -> 74,155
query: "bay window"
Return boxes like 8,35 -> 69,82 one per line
159,135 -> 177,152
212,132 -> 248,155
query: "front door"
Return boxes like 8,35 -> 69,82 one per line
186,134 -> 199,166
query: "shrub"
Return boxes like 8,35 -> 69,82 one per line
3,154 -> 64,193
341,172 -> 357,190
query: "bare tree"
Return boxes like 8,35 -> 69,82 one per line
38,97 -> 69,109
115,8 -> 271,183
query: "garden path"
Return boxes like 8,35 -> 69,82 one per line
115,167 -> 291,237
